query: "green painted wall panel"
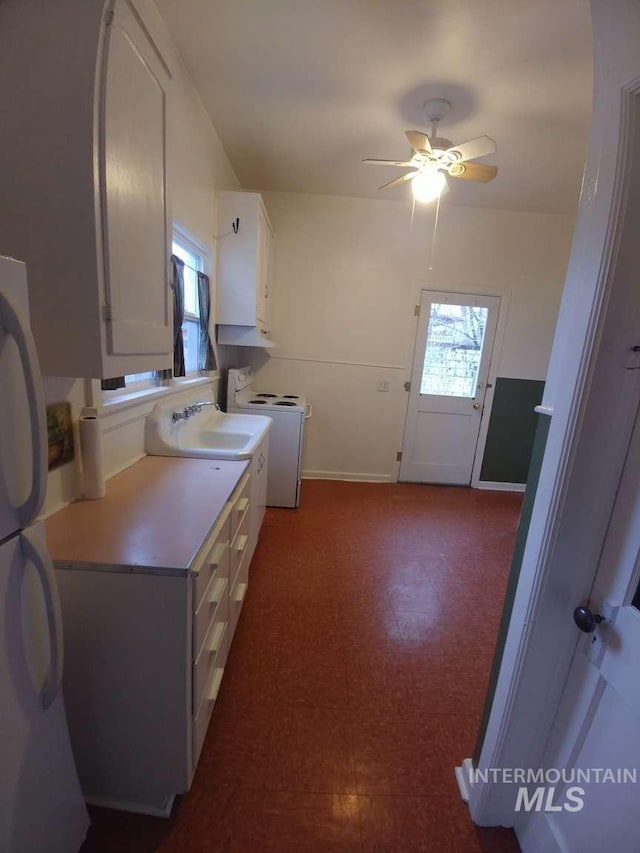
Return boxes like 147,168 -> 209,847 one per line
480,378 -> 545,483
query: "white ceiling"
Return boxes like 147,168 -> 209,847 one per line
156,0 -> 592,215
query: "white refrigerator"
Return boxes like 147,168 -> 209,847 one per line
0,256 -> 89,852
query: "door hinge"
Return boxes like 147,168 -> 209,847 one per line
414,305 -> 420,316
102,304 -> 113,322
104,9 -> 115,25
396,451 -> 402,462
404,381 -> 411,392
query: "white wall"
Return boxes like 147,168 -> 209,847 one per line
43,0 -> 239,516
249,191 -> 575,481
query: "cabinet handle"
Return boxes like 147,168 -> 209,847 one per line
208,577 -> 227,606
0,290 -> 47,526
207,621 -> 227,655
207,667 -> 225,703
233,581 -> 248,604
20,529 -> 63,710
235,497 -> 249,514
233,534 -> 248,554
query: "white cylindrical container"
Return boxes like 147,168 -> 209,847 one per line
79,411 -> 105,499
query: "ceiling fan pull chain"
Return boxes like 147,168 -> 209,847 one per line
428,191 -> 442,271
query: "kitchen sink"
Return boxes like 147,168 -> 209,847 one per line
190,429 -> 254,450
145,403 -> 271,460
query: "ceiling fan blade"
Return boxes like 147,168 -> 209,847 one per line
378,171 -> 417,190
448,162 -> 498,183
446,135 -> 496,163
363,159 -> 416,167
405,130 -> 432,155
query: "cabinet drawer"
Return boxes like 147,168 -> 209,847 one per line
192,665 -> 225,768
229,511 -> 250,590
194,534 -> 230,613
229,473 -> 250,540
194,573 -> 228,660
193,614 -> 228,715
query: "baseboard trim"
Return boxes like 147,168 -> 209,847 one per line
302,469 -> 392,483
84,793 -> 175,819
476,481 -> 526,493
455,758 -> 475,803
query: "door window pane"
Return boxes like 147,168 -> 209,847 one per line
421,303 -> 489,397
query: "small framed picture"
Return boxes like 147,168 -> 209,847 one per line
46,401 -> 75,471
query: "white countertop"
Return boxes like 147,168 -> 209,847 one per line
45,456 -> 249,574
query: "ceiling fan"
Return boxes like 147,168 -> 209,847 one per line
364,99 -> 498,202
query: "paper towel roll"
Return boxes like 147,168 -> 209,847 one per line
79,415 -> 106,499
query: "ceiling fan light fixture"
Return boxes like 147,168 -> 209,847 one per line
411,167 -> 446,203
365,98 -> 498,200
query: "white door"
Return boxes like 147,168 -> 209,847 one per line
400,290 -> 500,484
517,407 -> 640,852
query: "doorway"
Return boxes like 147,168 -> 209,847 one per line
517,403 -> 640,850
400,289 -> 500,485
467,4 -> 640,836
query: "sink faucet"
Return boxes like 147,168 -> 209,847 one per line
191,401 -> 221,413
171,401 -> 221,423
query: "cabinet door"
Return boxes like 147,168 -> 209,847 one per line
101,0 -> 172,357
255,206 -> 269,326
262,220 -> 273,329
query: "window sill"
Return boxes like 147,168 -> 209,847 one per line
98,375 -> 217,417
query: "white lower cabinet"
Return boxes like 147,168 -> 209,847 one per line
54,468 -> 252,816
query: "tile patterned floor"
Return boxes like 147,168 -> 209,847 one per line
81,480 -> 522,852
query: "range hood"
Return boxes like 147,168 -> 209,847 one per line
216,325 -> 277,348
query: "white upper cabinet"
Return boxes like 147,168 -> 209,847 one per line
216,192 -> 275,346
0,0 -> 172,378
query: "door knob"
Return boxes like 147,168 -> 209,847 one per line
573,606 -> 604,633
472,402 -> 481,410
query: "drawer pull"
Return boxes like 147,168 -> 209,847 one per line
208,541 -> 227,570
207,667 -> 225,703
233,582 -> 247,604
233,534 -> 248,554
208,577 -> 228,606
207,621 -> 227,655
235,497 -> 249,514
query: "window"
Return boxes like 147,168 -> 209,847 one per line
102,225 -> 214,403
101,370 -> 157,396
172,233 -> 203,376
124,371 -> 156,388
420,303 -> 489,398
172,238 -> 200,375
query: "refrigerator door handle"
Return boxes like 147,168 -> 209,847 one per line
20,528 -> 64,711
0,290 -> 47,526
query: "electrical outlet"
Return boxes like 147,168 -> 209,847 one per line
377,380 -> 390,392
